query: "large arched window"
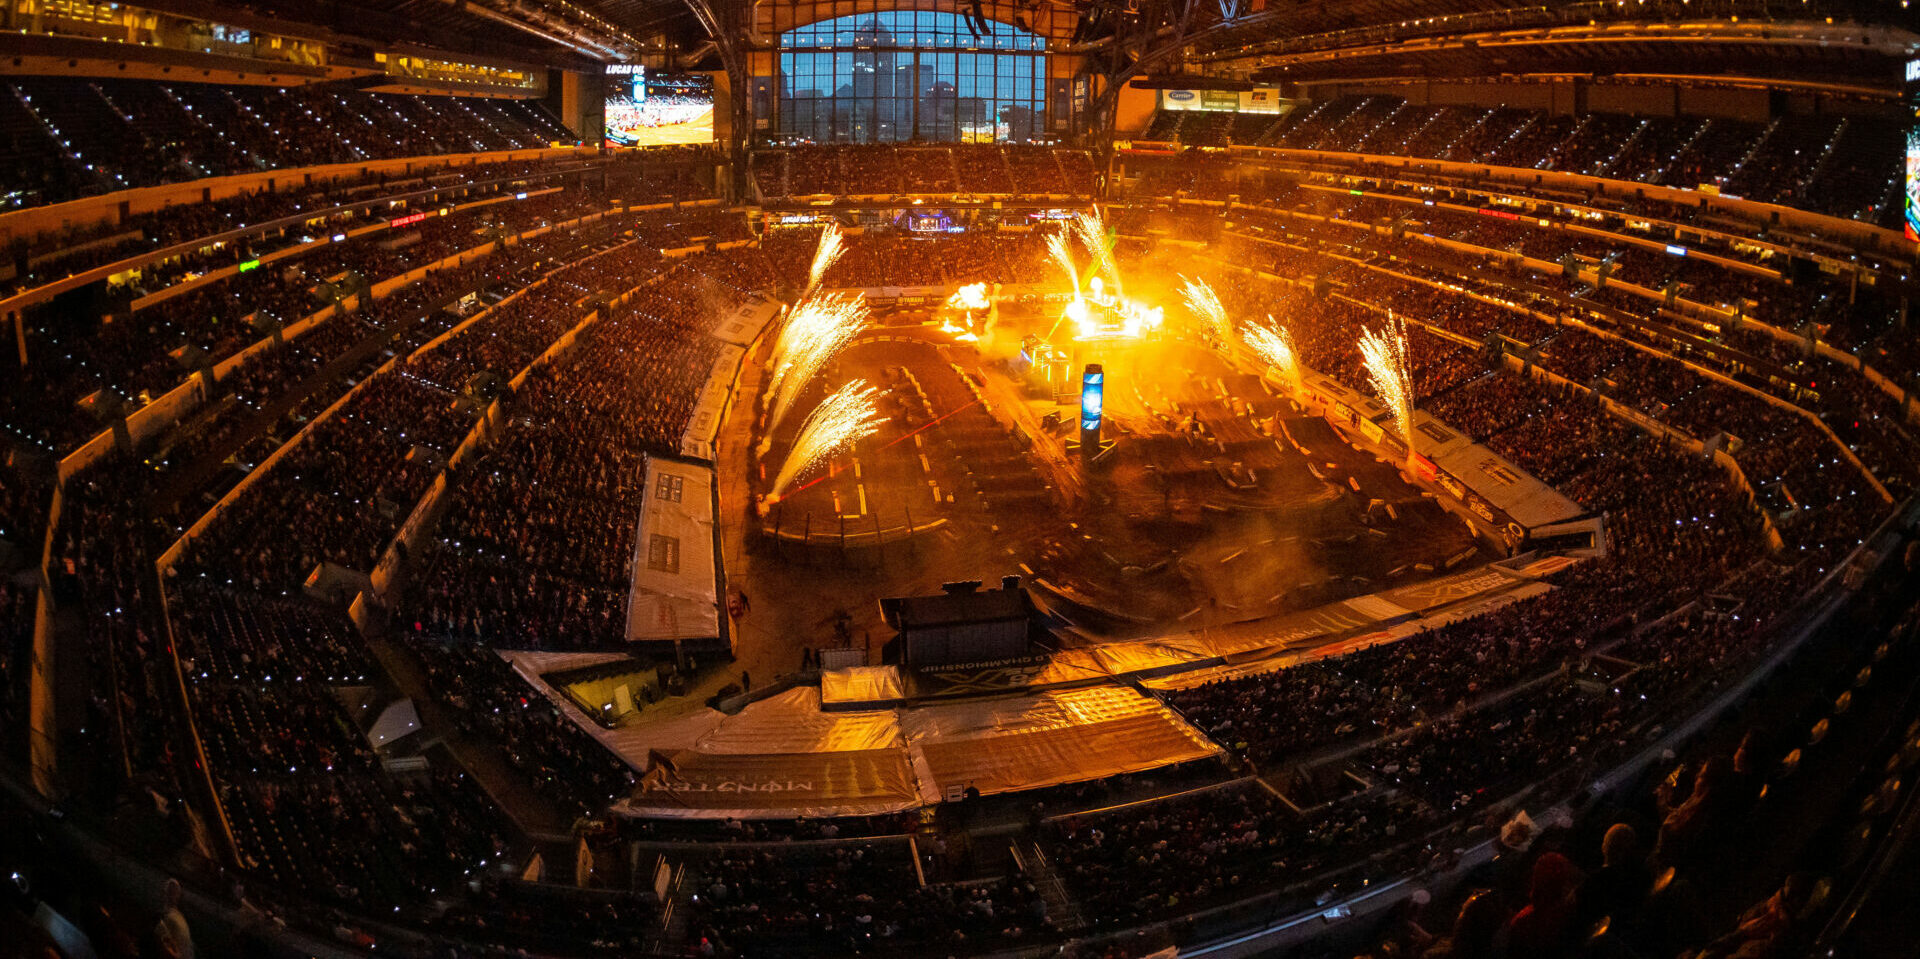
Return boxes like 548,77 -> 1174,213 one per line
779,11 -> 1047,144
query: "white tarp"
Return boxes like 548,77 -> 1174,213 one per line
624,746 -> 922,819
367,698 -> 421,747
820,665 -> 908,707
707,297 -> 782,347
899,685 -> 1222,800
680,344 -> 745,462
625,458 -> 721,643
692,686 -> 902,754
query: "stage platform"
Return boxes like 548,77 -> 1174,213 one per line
585,277 -> 1609,819
504,553 -> 1580,820
610,680 -> 1220,818
818,549 -> 1572,710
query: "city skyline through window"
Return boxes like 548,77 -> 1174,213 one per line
779,11 -> 1046,143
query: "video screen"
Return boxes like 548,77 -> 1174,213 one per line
1906,121 -> 1918,243
605,66 -> 714,147
1908,60 -> 1918,242
1896,118 -> 1912,244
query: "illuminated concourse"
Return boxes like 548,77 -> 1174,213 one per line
1,0 -> 1919,957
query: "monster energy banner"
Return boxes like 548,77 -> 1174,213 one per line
632,748 -> 920,818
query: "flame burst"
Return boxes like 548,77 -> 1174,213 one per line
1072,211 -> 1119,295
766,292 -> 867,431
806,221 -> 845,295
1179,276 -> 1233,346
947,283 -> 989,311
1359,313 -> 1416,461
770,379 -> 887,499
1243,319 -> 1299,388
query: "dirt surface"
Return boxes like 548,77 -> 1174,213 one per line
717,305 -> 1486,680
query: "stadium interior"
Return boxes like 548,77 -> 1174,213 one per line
2,0 -> 1920,957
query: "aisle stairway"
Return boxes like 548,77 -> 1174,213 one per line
1012,837 -> 1087,933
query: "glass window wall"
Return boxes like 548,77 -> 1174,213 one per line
779,11 -> 1045,143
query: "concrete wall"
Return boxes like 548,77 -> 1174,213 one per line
1675,85 -> 1770,121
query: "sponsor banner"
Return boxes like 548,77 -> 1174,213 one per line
1467,496 -> 1498,524
1411,452 -> 1440,482
1161,88 -> 1284,113
1240,89 -> 1283,114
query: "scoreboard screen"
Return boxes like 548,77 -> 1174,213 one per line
1907,58 -> 1919,242
605,66 -> 714,147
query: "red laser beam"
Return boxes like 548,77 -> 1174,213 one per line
777,464 -> 836,500
881,395 -> 983,450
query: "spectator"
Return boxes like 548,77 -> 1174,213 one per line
1506,852 -> 1584,957
153,879 -> 194,959
1576,823 -> 1653,932
1419,888 -> 1508,959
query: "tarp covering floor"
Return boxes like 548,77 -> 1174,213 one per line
605,683 -> 1229,818
520,556 -> 1571,819
691,687 -> 902,754
625,747 -> 922,819
819,665 -> 908,708
898,685 -> 1222,801
1145,579 -> 1552,691
625,458 -> 720,641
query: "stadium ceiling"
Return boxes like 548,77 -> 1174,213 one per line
165,0 -> 678,66
1186,0 -> 1916,57
1231,20 -> 1920,94
177,0 -> 1917,77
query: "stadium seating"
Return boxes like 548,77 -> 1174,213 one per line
1,78 -> 579,209
3,37 -> 1915,954
1133,96 -> 1906,227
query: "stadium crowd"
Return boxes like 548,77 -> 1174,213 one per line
2,55 -> 1914,957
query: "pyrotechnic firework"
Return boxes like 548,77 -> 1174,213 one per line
1180,276 -> 1233,346
1071,211 -> 1119,294
1046,232 -> 1081,295
1359,314 -> 1416,461
806,221 -> 845,295
770,379 -> 886,499
1242,319 -> 1299,388
766,292 -> 867,431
